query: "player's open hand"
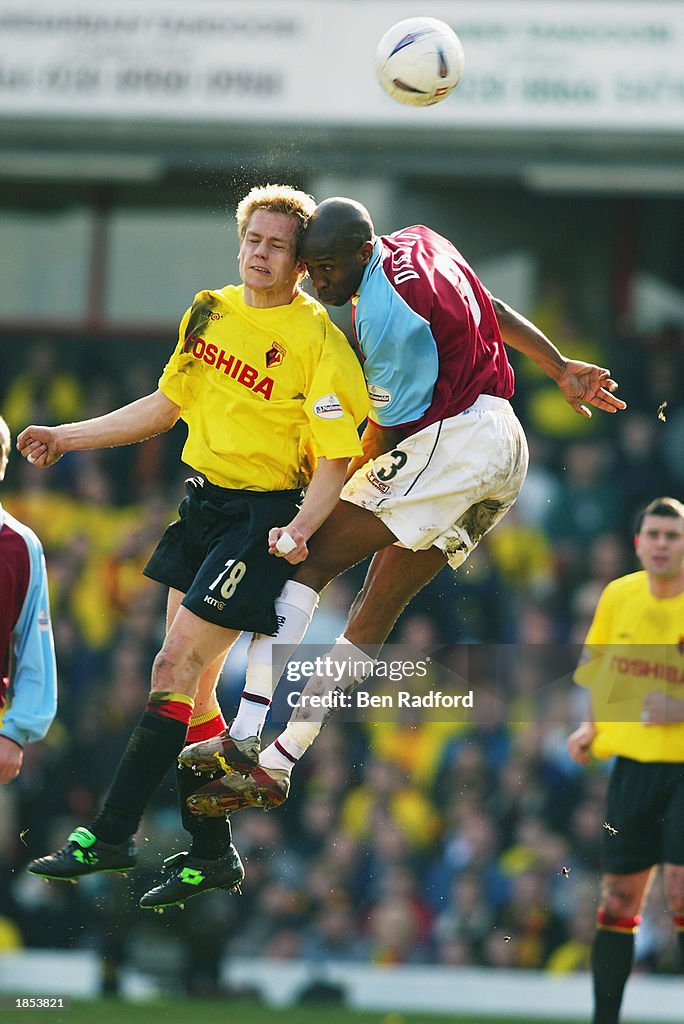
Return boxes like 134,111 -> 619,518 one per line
566,721 -> 597,764
268,526 -> 309,564
16,425 -> 65,468
556,360 -> 627,418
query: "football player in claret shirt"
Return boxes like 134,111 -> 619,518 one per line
0,414 -> 57,784
18,185 -> 369,909
180,196 -> 627,819
568,496 -> 684,1024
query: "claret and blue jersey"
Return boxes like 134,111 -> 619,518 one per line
352,225 -> 515,433
0,506 -> 57,748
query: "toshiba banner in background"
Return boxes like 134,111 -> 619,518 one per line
0,0 -> 683,131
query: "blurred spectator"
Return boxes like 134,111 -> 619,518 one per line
301,895 -> 368,962
659,404 -> 684,489
511,433 -> 561,527
493,867 -> 567,969
367,895 -> 430,965
546,886 -> 596,973
515,278 -> 607,442
427,802 -> 509,915
487,505 -> 555,604
432,868 -> 495,965
341,757 -> 441,852
614,413 -> 676,529
544,440 -> 625,603
304,578 -> 357,646
545,440 -> 624,550
2,342 -> 84,433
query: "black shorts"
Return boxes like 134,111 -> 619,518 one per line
143,476 -> 302,635
601,757 -> 684,874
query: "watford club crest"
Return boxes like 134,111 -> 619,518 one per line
265,341 -> 286,368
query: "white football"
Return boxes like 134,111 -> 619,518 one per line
374,17 -> 465,107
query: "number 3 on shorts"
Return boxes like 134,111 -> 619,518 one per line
376,449 -> 408,482
208,559 -> 247,600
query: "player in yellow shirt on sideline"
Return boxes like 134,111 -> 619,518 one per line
16,184 -> 369,910
568,496 -> 684,1024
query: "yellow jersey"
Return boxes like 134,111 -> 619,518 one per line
574,570 -> 684,762
159,285 -> 368,491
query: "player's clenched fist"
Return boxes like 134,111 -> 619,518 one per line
566,721 -> 597,765
16,424 -> 65,468
268,526 -> 309,564
0,736 -> 23,783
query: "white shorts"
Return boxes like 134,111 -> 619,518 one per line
341,395 -> 528,569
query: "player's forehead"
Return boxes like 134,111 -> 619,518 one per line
640,513 -> 684,536
243,209 -> 298,243
301,239 -> 356,263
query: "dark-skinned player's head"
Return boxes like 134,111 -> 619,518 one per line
300,197 -> 375,306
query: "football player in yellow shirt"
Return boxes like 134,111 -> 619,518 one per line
568,496 -> 684,1024
17,184 -> 369,910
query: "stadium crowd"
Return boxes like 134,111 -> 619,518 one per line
0,313 -> 682,994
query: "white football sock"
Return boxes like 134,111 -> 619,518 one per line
260,636 -> 376,770
230,580 -> 318,740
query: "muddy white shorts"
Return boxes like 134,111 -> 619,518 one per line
341,395 -> 529,569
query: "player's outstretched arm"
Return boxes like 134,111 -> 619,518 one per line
491,297 -> 626,418
17,390 -> 181,468
269,456 -> 349,564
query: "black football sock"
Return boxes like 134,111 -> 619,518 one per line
592,925 -> 636,1024
177,762 -> 232,860
91,711 -> 190,845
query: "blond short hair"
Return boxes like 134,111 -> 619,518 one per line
235,184 -> 316,249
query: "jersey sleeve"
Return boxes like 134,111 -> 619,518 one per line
303,321 -> 368,460
2,533 -> 57,747
358,297 -> 439,428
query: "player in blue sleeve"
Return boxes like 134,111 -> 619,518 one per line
0,414 -> 57,783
